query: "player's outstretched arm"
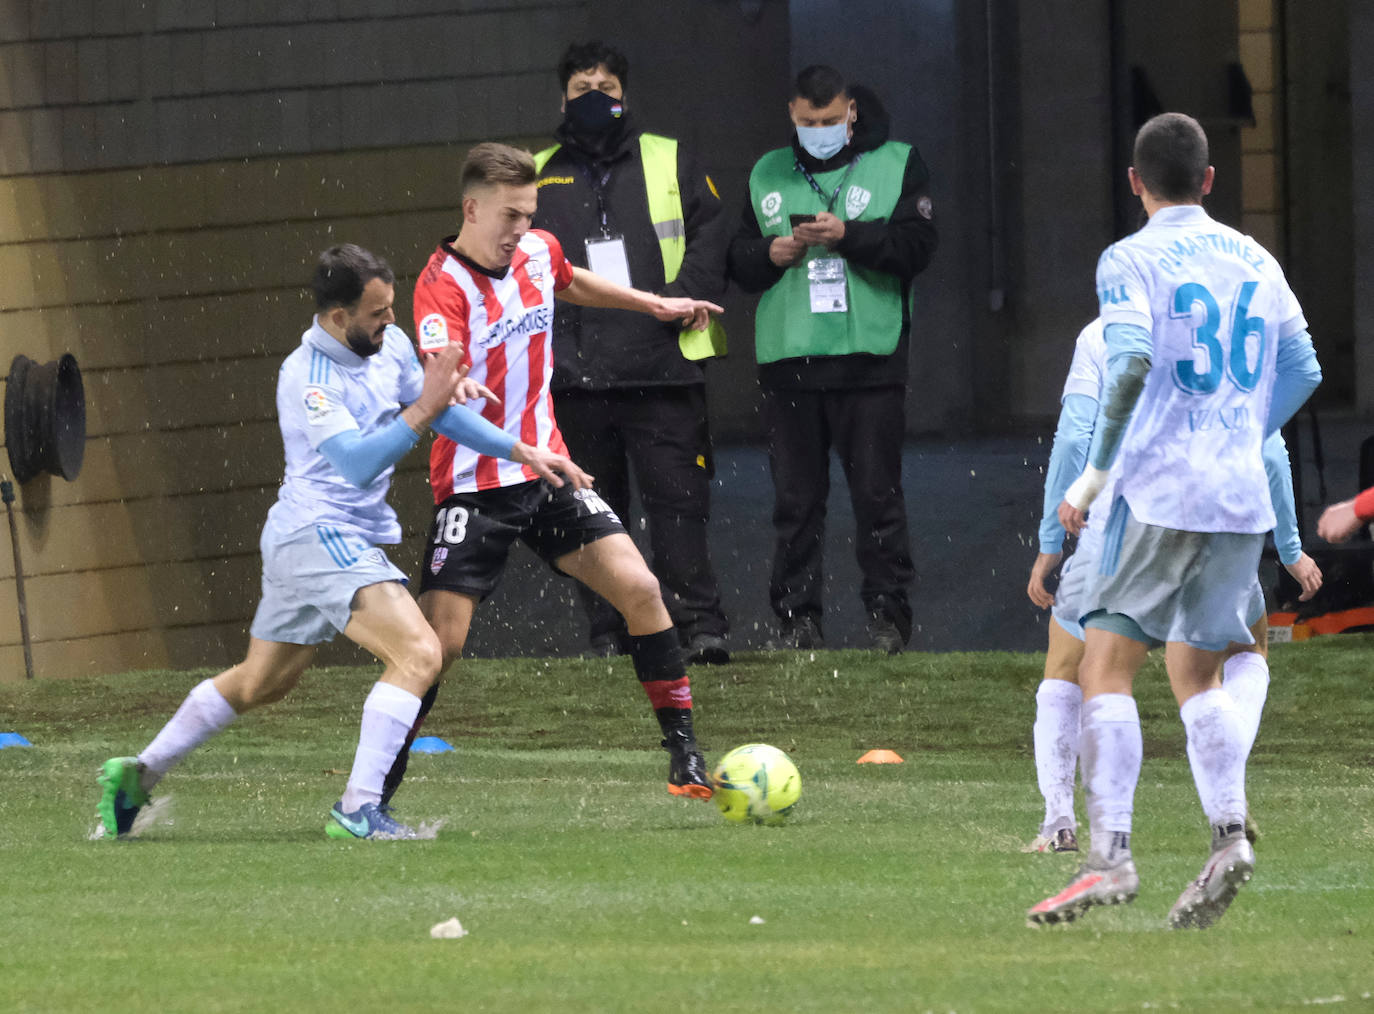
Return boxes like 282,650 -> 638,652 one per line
320,343 -> 471,489
508,443 -> 593,491
557,265 -> 724,331
401,341 -> 469,432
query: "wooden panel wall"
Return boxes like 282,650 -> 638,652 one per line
0,144 -> 554,681
0,0 -> 587,682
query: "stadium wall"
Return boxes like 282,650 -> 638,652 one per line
0,0 -> 795,681
0,1 -> 594,680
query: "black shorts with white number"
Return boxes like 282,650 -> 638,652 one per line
419,479 -> 626,600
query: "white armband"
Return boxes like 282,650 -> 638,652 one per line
1064,466 -> 1110,511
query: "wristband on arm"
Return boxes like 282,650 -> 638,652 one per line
1064,466 -> 1110,512
1354,486 -> 1374,523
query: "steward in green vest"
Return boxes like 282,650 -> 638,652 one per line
532,40 -> 731,664
726,67 -> 938,656
728,83 -> 938,390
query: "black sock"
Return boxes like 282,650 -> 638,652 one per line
628,629 -> 696,744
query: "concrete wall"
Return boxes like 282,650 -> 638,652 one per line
789,0 -> 978,432
1354,3 -> 1374,416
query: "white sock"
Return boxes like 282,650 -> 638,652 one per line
1033,679 -> 1082,834
1181,688 -> 1248,828
340,682 -> 423,812
137,679 -> 238,791
1079,693 -> 1141,862
1221,652 -> 1269,757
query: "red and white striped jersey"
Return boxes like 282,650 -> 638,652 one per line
413,229 -> 574,500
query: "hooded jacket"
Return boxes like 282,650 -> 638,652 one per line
534,113 -> 728,392
727,85 -> 938,389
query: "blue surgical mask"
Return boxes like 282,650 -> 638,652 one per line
796,121 -> 850,160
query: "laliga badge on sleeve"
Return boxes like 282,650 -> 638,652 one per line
585,235 -> 632,289
302,385 -> 336,425
807,257 -> 848,313
418,313 -> 449,353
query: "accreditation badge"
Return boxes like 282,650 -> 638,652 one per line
807,257 -> 848,313
584,235 -> 632,288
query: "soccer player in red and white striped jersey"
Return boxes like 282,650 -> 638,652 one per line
384,142 -> 724,807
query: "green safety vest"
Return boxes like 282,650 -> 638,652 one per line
747,141 -> 910,364
535,134 -> 726,360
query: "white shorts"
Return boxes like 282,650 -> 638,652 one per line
249,521 -> 408,645
1079,497 -> 1264,651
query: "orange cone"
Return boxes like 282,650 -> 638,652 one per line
857,749 -> 904,764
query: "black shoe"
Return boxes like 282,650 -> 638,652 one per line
662,730 -> 712,799
684,633 -> 729,666
866,611 -> 904,654
772,614 -> 823,650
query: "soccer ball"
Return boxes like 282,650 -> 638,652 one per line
710,743 -> 801,825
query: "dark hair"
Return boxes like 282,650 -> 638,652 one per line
793,65 -> 848,106
312,244 -> 394,311
1133,112 -> 1210,202
460,142 -> 538,197
557,41 -> 629,91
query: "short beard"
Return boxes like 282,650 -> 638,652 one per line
345,323 -> 383,358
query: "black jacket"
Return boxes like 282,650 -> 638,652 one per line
534,113 -> 728,391
727,85 -> 938,389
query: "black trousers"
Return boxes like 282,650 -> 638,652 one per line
760,385 -> 914,639
554,385 -> 728,644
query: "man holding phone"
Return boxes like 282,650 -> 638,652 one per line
727,65 -> 938,652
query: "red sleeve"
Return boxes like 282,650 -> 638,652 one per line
532,229 -> 575,291
412,252 -> 472,361
1353,486 -> 1374,522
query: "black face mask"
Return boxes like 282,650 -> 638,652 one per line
563,89 -> 624,136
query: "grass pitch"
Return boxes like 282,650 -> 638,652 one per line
2,638 -> 1372,1012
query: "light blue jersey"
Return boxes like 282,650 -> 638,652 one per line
264,320 -> 423,545
1096,205 -> 1308,533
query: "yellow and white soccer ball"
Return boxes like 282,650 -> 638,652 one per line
710,743 -> 801,825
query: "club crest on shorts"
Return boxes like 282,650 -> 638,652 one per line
845,185 -> 872,219
418,313 -> 449,352
430,547 -> 449,574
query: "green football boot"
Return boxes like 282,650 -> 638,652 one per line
95,756 -> 149,840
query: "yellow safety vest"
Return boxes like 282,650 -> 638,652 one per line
534,134 -> 726,360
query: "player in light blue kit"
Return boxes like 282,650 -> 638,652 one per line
95,244 -> 588,841
1023,319 -> 1321,855
1026,114 -> 1322,927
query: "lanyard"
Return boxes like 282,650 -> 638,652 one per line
795,153 -> 863,212
582,163 -> 615,237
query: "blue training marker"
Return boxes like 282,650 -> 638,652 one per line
0,732 -> 33,749
410,736 -> 454,754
